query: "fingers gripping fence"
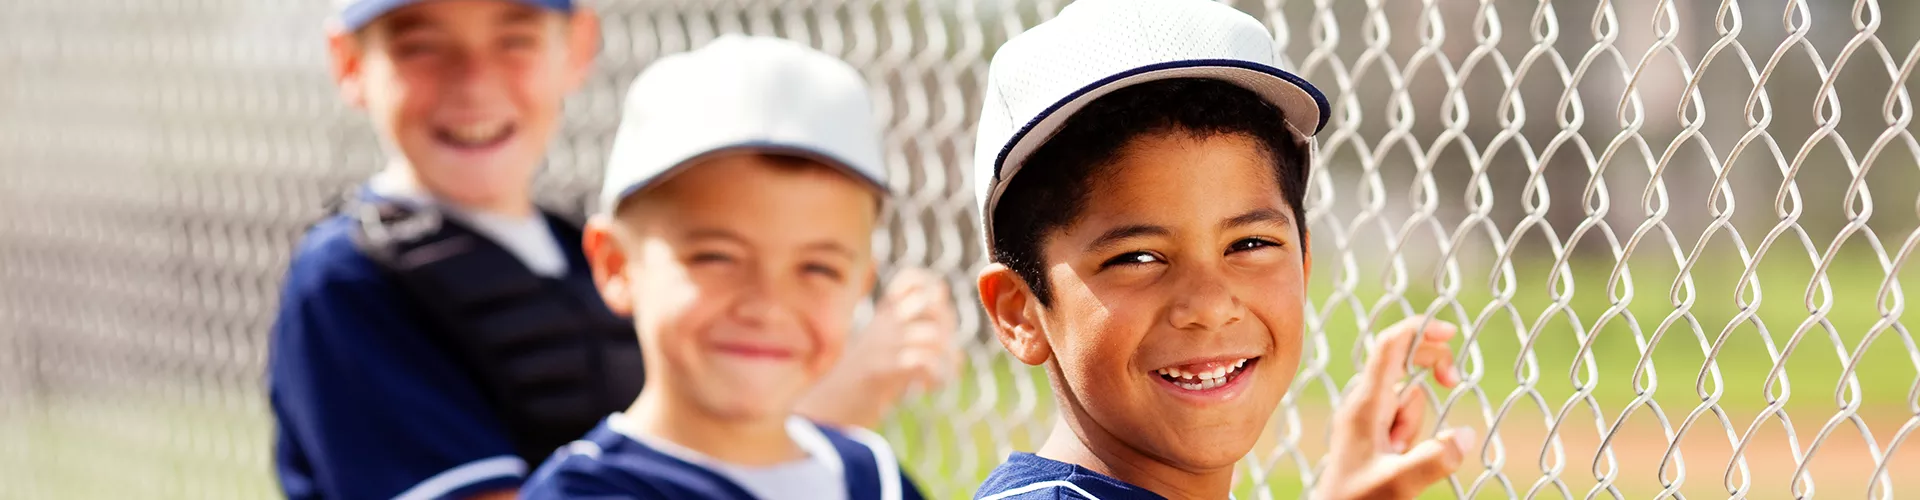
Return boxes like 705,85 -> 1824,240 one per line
0,0 -> 1916,499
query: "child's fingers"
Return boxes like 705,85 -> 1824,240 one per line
1386,383 -> 1426,453
885,288 -> 937,320
1360,317 -> 1457,394
898,328 -> 958,389
883,268 -> 944,301
1408,340 -> 1458,389
1389,426 -> 1474,494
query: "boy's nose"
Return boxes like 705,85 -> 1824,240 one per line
1167,268 -> 1244,332
725,275 -> 807,331
445,52 -> 510,99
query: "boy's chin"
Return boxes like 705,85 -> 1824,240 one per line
686,378 -> 812,422
1140,426 -> 1266,471
694,394 -> 800,422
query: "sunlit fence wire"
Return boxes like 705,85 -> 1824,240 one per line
1,0 -> 1917,498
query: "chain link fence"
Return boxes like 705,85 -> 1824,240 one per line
2,0 -> 1917,498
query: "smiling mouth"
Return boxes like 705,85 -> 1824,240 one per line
1154,356 -> 1259,392
434,122 -> 515,149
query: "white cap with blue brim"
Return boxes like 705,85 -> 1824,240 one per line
333,0 -> 575,31
972,0 -> 1331,252
599,35 -> 889,214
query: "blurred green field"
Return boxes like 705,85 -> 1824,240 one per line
3,252 -> 1911,499
885,249 -> 1919,499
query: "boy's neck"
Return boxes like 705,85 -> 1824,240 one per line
375,163 -> 536,219
1038,416 -> 1235,500
623,388 -> 809,467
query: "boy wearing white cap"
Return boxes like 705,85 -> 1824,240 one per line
270,2 -> 952,499
971,0 -> 1474,498
518,35 -> 927,500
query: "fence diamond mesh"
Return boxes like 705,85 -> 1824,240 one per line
1,0 -> 1917,498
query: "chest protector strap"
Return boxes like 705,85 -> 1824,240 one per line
342,198 -> 645,466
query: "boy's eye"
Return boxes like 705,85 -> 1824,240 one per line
1101,251 -> 1163,268
802,263 -> 846,282
500,35 -> 539,51
690,252 -> 736,265
392,40 -> 447,59
1228,238 -> 1282,253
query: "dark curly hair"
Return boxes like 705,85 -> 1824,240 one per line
988,78 -> 1309,307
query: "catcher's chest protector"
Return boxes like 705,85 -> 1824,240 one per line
345,199 -> 646,466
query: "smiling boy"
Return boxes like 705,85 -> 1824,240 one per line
971,0 -> 1474,499
269,2 -> 953,499
518,35 -> 927,500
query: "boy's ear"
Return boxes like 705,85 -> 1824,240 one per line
324,24 -> 368,109
977,264 -> 1050,366
561,7 -> 601,93
583,215 -> 634,316
1301,228 -> 1313,283
860,262 -> 879,298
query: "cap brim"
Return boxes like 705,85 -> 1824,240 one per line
602,141 -> 891,214
982,59 -> 1329,246
338,0 -> 574,31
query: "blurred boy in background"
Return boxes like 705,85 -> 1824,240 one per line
520,35 -> 927,500
268,1 -> 955,499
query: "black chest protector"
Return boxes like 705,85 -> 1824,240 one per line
341,198 -> 645,466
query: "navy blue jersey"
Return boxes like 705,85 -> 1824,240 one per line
975,453 -> 1168,500
268,200 -> 594,500
524,415 -> 926,500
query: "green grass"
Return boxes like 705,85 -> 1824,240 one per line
884,250 -> 1918,499
1299,248 -> 1919,418
0,393 -> 277,500
3,252 -> 1909,499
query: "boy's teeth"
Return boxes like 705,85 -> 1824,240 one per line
447,123 -> 507,144
1157,357 -> 1254,386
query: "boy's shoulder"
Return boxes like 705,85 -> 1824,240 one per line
975,453 -> 1167,500
525,416 -> 923,500
520,419 -> 704,500
282,212 -> 388,294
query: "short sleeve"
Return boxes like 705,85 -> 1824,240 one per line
269,221 -> 524,500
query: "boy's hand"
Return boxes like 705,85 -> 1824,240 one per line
1313,317 -> 1474,500
798,268 -> 960,429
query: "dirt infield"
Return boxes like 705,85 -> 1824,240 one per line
1258,407 -> 1918,498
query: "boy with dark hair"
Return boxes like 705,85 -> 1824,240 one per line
971,0 -> 1473,498
519,35 -> 928,500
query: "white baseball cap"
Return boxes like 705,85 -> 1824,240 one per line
972,0 -> 1329,249
600,35 -> 888,213
333,0 -> 574,31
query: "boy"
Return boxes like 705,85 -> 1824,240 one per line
270,2 -> 954,499
518,35 -> 926,500
970,0 -> 1475,499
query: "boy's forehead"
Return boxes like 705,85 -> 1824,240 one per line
622,154 -> 883,233
1069,136 -> 1292,229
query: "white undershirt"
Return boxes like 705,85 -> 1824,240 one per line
369,170 -> 569,278
607,412 -> 850,500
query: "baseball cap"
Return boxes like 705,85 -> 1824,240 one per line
333,0 -> 574,31
972,0 -> 1330,250
599,35 -> 888,214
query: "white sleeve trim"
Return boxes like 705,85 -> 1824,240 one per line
841,427 -> 903,500
392,455 -> 527,500
787,416 -> 846,476
978,480 -> 1103,500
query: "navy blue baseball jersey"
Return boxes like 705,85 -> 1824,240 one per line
523,414 -> 926,500
268,193 -> 590,500
974,453 -> 1168,500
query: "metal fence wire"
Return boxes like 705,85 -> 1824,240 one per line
2,0 -> 1919,498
